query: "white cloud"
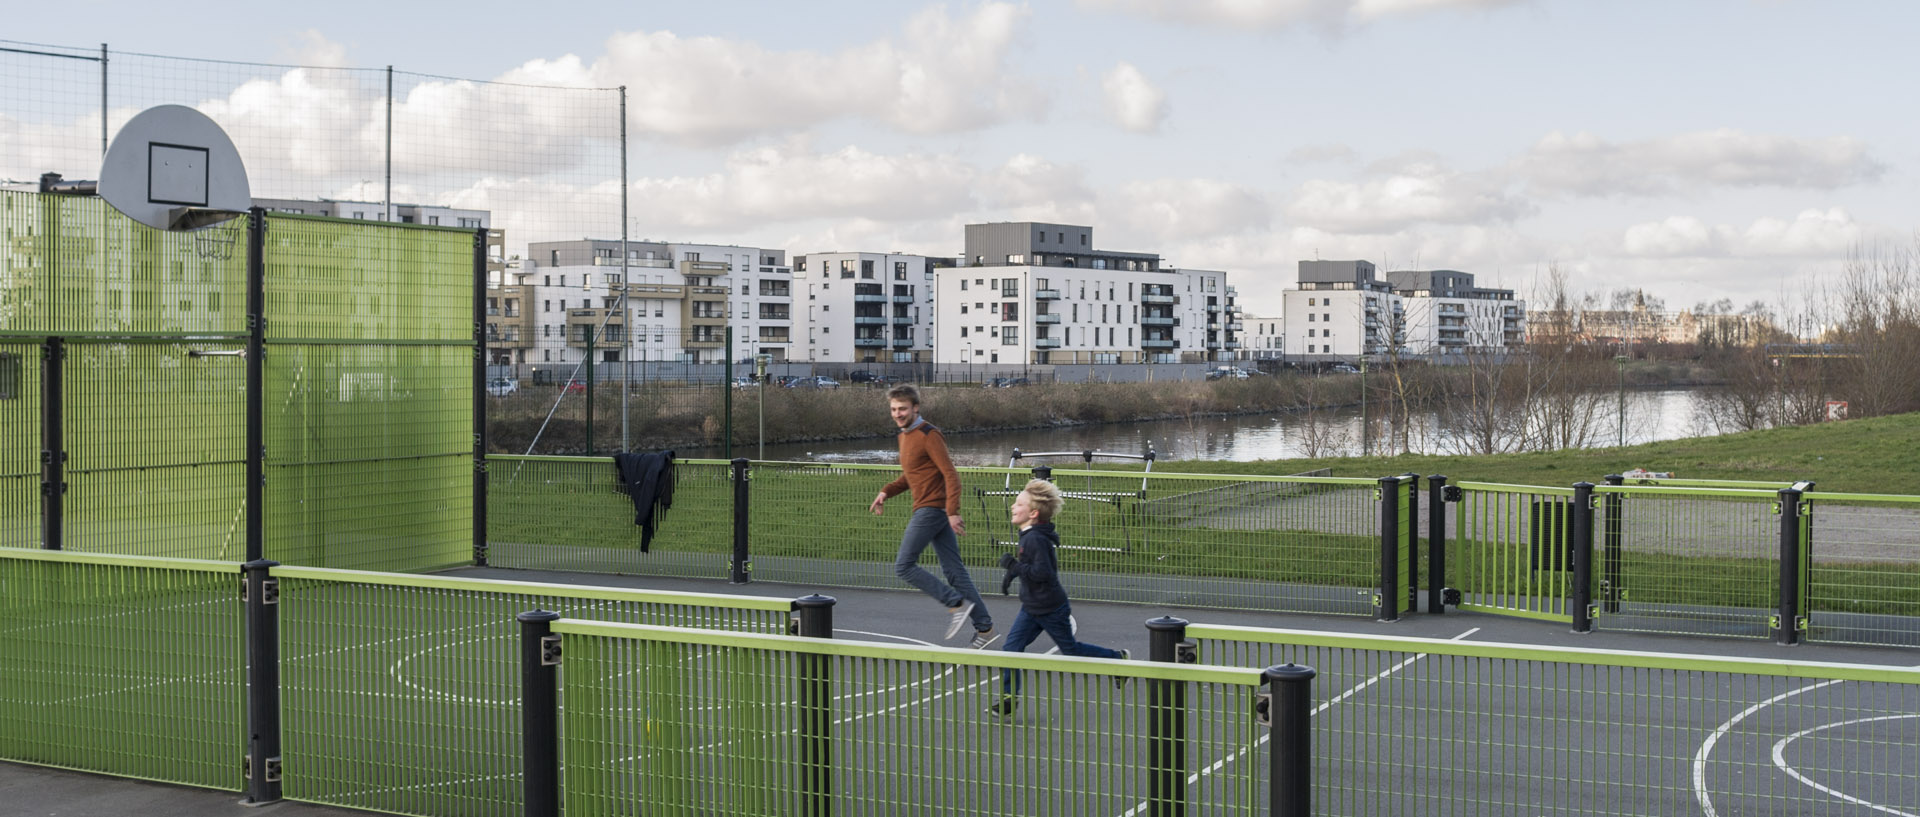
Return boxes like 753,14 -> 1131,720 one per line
1103,178 -> 1270,241
565,3 -> 1042,146
983,153 -> 1099,224
1076,0 -> 1525,30
1285,143 -> 1358,164
1285,155 -> 1531,233
1517,129 -> 1884,197
1100,62 -> 1168,133
628,140 -> 979,233
1622,216 -> 1724,258
1619,208 -> 1871,260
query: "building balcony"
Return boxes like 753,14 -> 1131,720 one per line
629,258 -> 673,269
680,260 -> 730,275
1033,337 -> 1062,349
854,337 -> 885,348
854,294 -> 887,303
1141,316 -> 1176,326
1224,341 -> 1241,349
685,337 -> 724,349
758,334 -> 792,344
1204,341 -> 1221,350
1226,322 -> 1243,331
1205,304 -> 1221,313
854,316 -> 887,325
1143,338 -> 1176,349
893,295 -> 915,304
892,315 -> 916,325
891,337 -> 915,347
1034,313 -> 1061,324
1141,294 -> 1175,304
1034,289 -> 1062,300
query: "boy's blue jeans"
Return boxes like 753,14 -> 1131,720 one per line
894,507 -> 991,633
1000,601 -> 1123,695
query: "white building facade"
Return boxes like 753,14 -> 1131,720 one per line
792,252 -> 936,364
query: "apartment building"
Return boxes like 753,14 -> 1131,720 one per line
791,252 -> 937,364
1239,313 -> 1285,360
1385,269 -> 1524,354
1282,260 -> 1399,360
499,239 -> 793,367
937,222 -> 1236,365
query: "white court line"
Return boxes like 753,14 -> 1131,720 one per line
1770,714 -> 1920,817
1692,679 -> 1843,817
1114,626 -> 1483,817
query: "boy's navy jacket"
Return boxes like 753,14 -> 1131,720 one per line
1005,522 -> 1069,612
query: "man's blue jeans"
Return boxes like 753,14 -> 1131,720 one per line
1000,601 -> 1122,695
895,507 -> 991,633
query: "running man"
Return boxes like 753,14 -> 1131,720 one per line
870,384 -> 996,646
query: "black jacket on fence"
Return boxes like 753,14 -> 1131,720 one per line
612,451 -> 675,551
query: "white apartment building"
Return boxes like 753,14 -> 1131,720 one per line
1283,260 -> 1400,361
501,239 -> 793,367
1240,313 -> 1285,360
1386,269 -> 1524,355
938,222 -> 1236,366
791,252 -> 936,364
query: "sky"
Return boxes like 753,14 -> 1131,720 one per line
7,0 -> 1916,318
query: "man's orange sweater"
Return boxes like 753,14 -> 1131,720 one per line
881,420 -> 962,515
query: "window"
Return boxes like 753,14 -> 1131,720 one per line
1308,314 -> 1315,322
543,276 -> 551,286
1323,313 -> 1331,321
960,305 -> 968,314
427,216 -> 439,226
1308,329 -> 1316,337
1035,230 -> 1044,243
543,325 -> 551,337
1057,232 -> 1064,243
861,260 -> 875,278
742,284 -> 750,295
1003,327 -> 1019,345
895,262 -> 907,280
960,327 -> 968,337
686,252 -> 700,261
1003,303 -> 1018,322
458,217 -> 482,228
960,280 -> 969,291
559,275 -> 567,287
1080,234 -> 1087,246
543,300 -> 551,313
1001,279 -> 1018,297
840,260 -> 855,278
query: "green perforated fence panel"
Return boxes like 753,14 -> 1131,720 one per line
1448,483 -> 1580,623
63,340 -> 249,558
270,566 -> 791,817
554,621 -> 1266,817
1595,485 -> 1779,639
262,215 -> 475,572
1187,624 -> 1920,817
485,456 -> 733,575
1802,493 -> 1920,648
0,550 -> 243,790
0,341 -> 38,549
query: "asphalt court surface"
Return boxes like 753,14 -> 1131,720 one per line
6,566 -> 1916,816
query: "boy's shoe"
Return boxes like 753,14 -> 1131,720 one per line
944,601 -> 976,640
970,629 -> 1000,649
986,696 -> 1019,718
1113,649 -> 1131,688
1070,615 -> 1078,636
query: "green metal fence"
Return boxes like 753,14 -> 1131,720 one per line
485,456 -> 734,574
1592,483 -> 1782,639
1801,491 -> 1920,648
0,548 -> 244,790
548,620 -> 1268,816
0,340 -> 39,550
269,565 -> 791,816
1186,623 -> 1920,816
1450,482 -> 1583,624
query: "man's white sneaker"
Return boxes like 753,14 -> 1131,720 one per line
945,601 -> 976,640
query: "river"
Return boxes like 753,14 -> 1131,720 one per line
696,388 -> 1708,466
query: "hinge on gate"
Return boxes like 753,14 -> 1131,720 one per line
1768,614 -> 1782,631
1590,495 -> 1602,511
241,755 -> 278,781
1372,488 -> 1381,501
1796,616 -> 1809,633
1587,603 -> 1600,620
1442,587 -> 1461,606
265,756 -> 282,782
540,633 -> 563,666
787,617 -> 801,636
261,578 -> 279,605
1370,593 -> 1383,608
1253,691 -> 1273,727
1771,502 -> 1782,515
1175,640 -> 1198,664
1443,486 -> 1462,503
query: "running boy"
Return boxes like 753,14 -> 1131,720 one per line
988,478 -> 1128,717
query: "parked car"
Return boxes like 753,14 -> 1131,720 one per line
1206,367 -> 1249,381
873,374 -> 902,386
730,375 -> 757,389
984,377 -> 1009,388
998,377 -> 1032,388
1327,363 -> 1360,375
485,377 -> 519,397
847,370 -> 878,383
785,375 -> 840,389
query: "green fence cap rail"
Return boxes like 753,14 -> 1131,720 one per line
1453,481 -> 1577,497
268,564 -> 792,611
1591,484 -> 1782,499
554,619 -> 1262,686
0,547 -> 242,574
1183,624 -> 1920,684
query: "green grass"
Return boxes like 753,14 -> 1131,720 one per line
1151,410 -> 1920,494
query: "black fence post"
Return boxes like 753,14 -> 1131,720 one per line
1402,474 -> 1419,613
730,458 -> 751,584
473,227 -> 489,567
1032,464 -> 1053,483
1776,486 -> 1804,646
1376,476 -> 1402,623
793,595 -> 835,817
1146,616 -> 1189,817
518,610 -> 561,817
1570,482 -> 1594,633
39,336 -> 63,550
246,207 -> 266,563
1264,663 -> 1316,817
242,559 -> 282,804
1426,475 -> 1447,614
1602,475 -> 1623,614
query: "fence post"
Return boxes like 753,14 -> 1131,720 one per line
794,594 -> 835,817
1776,486 -> 1804,646
473,227 -> 489,567
1264,663 -> 1316,817
518,609 -> 561,817
1032,464 -> 1052,483
1570,482 -> 1594,633
245,207 -> 266,563
242,559 -> 282,804
39,336 -> 63,550
730,458 -> 751,584
1426,475 -> 1447,614
1402,474 -> 1419,613
1602,475 -> 1623,614
1376,476 -> 1401,623
1146,616 -> 1189,817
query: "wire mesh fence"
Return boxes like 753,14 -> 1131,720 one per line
1187,624 -> 1920,817
1594,484 -> 1781,639
1449,482 -> 1582,623
0,549 -> 244,790
551,620 -> 1268,817
1802,492 -> 1920,648
266,565 -> 793,817
485,456 -> 733,574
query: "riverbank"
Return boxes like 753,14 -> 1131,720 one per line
1156,410 -> 1920,495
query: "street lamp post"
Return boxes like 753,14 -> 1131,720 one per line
964,342 -> 973,385
1615,354 -> 1628,447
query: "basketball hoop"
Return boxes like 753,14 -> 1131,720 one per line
194,232 -> 237,261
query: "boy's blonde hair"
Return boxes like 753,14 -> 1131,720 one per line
1022,478 -> 1063,522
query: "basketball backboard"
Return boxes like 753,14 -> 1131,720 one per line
99,104 -> 251,231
